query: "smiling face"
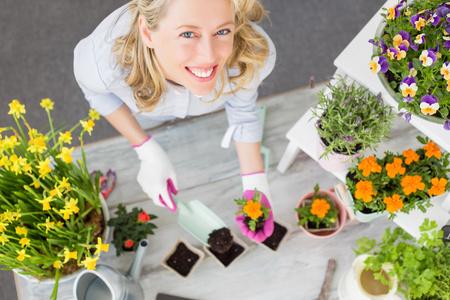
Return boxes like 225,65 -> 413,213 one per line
139,0 -> 235,96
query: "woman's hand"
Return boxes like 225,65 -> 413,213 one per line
134,136 -> 178,212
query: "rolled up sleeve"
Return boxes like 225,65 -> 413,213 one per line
224,23 -> 276,144
73,38 -> 123,116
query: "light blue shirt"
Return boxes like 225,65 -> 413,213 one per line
73,4 -> 276,144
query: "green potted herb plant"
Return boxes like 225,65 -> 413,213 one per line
353,218 -> 450,300
312,75 -> 395,172
107,204 -> 157,256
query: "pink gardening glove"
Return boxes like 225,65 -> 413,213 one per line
235,172 -> 274,242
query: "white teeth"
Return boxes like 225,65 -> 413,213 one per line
188,67 -> 213,78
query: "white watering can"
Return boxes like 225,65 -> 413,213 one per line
73,239 -> 148,300
338,254 -> 403,300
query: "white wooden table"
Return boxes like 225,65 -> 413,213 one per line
276,0 -> 450,239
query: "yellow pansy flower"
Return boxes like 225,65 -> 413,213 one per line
16,249 -> 31,262
40,98 -> 54,110
80,119 -> 95,136
81,256 -> 99,270
19,237 -> 30,248
56,147 -> 74,164
89,109 -> 100,121
94,237 -> 109,256
15,226 -> 28,237
8,99 -> 26,117
58,131 -> 72,145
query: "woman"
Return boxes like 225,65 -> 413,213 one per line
74,0 -> 276,242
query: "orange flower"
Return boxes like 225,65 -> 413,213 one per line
355,180 -> 377,203
402,149 -> 419,165
428,178 -> 448,196
385,157 -> 406,178
401,175 -> 425,195
424,141 -> 441,159
383,194 -> 404,213
310,199 -> 330,218
358,156 -> 382,177
243,200 -> 262,220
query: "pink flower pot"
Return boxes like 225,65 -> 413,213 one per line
296,188 -> 348,239
316,135 -> 363,173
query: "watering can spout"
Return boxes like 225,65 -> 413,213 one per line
128,239 -> 148,281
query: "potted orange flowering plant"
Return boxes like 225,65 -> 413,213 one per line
346,136 -> 450,221
0,99 -> 108,299
234,189 -> 271,232
295,184 -> 347,238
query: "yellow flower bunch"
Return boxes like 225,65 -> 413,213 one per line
347,136 -> 450,219
1,99 -> 106,300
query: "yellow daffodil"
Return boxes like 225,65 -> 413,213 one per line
42,217 -> 55,233
2,135 -> 20,150
94,237 -> 109,256
89,109 -> 100,121
56,147 -> 74,164
19,237 -> 30,248
0,233 -> 9,246
0,155 -> 11,170
30,180 -> 40,189
40,98 -> 54,110
59,208 -> 73,220
27,137 -> 47,153
80,119 -> 95,136
16,249 -> 30,262
28,128 -> 39,138
0,222 -> 8,233
37,158 -> 52,177
53,260 -> 63,269
58,177 -> 71,189
81,256 -> 99,270
12,210 -> 21,221
36,195 -> 55,211
22,162 -> 32,173
63,247 -> 78,263
15,226 -> 28,236
49,183 -> 63,197
9,154 -> 27,175
58,131 -> 72,145
64,198 -> 79,214
57,221 -> 64,228
2,210 -> 14,222
8,99 -> 26,117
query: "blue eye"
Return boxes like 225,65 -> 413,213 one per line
216,29 -> 230,35
181,32 -> 194,38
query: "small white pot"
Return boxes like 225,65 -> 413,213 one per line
203,230 -> 248,268
338,254 -> 402,300
161,238 -> 205,280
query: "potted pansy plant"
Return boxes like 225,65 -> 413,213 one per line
369,0 -> 450,130
107,204 -> 157,256
346,136 -> 450,221
0,99 -> 108,299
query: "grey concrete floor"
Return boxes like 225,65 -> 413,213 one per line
0,1 -> 385,299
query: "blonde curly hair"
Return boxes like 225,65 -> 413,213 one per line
113,0 -> 270,112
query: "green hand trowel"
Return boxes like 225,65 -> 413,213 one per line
172,195 -> 227,246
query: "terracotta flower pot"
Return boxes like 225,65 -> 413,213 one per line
296,188 -> 347,239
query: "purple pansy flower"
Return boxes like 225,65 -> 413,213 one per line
369,56 -> 389,73
408,61 -> 417,77
368,39 -> 379,47
411,14 -> 426,31
426,12 -> 440,26
380,39 -> 388,55
387,46 -> 399,60
444,121 -> 450,131
400,76 -> 417,99
420,49 -> 437,66
420,95 -> 439,115
436,4 -> 450,17
396,44 -> 408,60
414,34 -> 427,45
444,39 -> 450,50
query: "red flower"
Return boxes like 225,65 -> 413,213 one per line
125,239 -> 134,248
137,211 -> 150,222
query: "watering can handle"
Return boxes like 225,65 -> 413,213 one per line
159,179 -> 177,212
